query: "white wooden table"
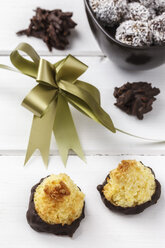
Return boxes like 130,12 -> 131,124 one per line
0,1 -> 164,248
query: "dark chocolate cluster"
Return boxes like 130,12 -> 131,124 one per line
113,82 -> 160,119
17,8 -> 77,51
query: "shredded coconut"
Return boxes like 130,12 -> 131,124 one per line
150,13 -> 165,44
115,20 -> 152,46
124,2 -> 151,21
89,0 -> 165,46
34,174 -> 85,225
103,160 -> 156,208
89,0 -> 127,26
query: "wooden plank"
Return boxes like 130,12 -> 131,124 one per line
0,55 -> 165,154
0,155 -> 164,248
0,0 -> 101,55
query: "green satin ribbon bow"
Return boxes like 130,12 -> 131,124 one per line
1,42 -> 116,166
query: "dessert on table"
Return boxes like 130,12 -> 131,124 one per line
97,160 -> 161,214
113,82 -> 160,120
89,0 -> 165,46
27,174 -> 85,237
17,8 -> 77,51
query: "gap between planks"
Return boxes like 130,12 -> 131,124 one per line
0,51 -> 105,57
0,150 -> 165,156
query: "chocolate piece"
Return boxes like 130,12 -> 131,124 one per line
156,0 -> 165,14
115,20 -> 152,47
97,167 -> 161,215
114,82 -> 160,120
150,13 -> 165,45
139,0 -> 165,14
26,178 -> 85,237
90,0 -> 165,47
139,0 -> 158,8
17,8 -> 77,51
89,0 -> 127,27
124,3 -> 152,21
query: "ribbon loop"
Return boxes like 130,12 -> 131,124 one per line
22,84 -> 57,117
10,43 -> 40,78
37,58 -> 57,87
56,55 -> 88,84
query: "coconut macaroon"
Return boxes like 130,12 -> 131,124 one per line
97,160 -> 161,214
26,174 -> 85,237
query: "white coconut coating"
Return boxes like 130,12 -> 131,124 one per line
90,0 -> 165,47
89,0 -> 128,26
89,0 -> 105,12
139,0 -> 165,14
148,7 -> 157,18
150,13 -> 165,44
124,2 -> 151,21
155,0 -> 165,13
115,20 -> 152,46
139,0 -> 153,7
139,0 -> 158,8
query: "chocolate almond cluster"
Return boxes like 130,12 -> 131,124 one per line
17,8 -> 77,51
113,82 -> 160,119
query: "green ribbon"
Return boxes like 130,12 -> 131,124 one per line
0,43 -> 116,166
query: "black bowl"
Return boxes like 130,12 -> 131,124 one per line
84,0 -> 165,70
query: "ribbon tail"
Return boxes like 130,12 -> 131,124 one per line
24,99 -> 56,167
75,80 -> 100,104
53,94 -> 85,166
116,128 -> 163,142
58,80 -> 116,133
0,64 -> 20,73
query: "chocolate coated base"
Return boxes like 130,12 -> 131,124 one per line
26,178 -> 85,237
97,168 -> 161,215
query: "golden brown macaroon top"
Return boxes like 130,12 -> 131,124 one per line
34,174 -> 85,225
103,160 -> 156,208
44,180 -> 71,202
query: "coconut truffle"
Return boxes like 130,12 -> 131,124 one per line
148,7 -> 157,18
128,1 -> 157,17
139,0 -> 157,8
150,13 -> 165,44
115,20 -> 152,46
89,0 -> 127,27
27,174 -> 85,236
89,0 -> 104,12
97,160 -> 161,214
156,0 -> 165,13
124,2 -> 151,21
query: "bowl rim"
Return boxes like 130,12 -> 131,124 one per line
84,0 -> 165,51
